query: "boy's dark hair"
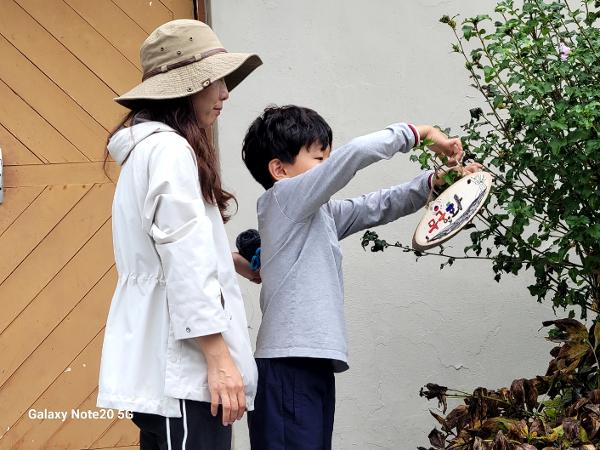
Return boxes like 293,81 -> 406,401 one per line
241,105 -> 332,189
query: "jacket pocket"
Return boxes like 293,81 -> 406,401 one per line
220,290 -> 233,321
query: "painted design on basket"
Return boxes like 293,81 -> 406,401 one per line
426,173 -> 488,242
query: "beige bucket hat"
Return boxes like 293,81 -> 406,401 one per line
115,19 -> 262,109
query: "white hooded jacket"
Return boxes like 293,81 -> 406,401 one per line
96,120 -> 257,417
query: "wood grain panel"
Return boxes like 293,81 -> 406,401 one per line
0,125 -> 43,166
89,417 -> 139,449
160,0 -> 195,19
0,34 -> 109,162
112,0 -> 173,33
0,79 -> 88,164
0,195 -> 113,336
15,0 -> 141,96
0,187 -> 44,237
0,184 -> 91,286
43,387 -> 113,449
0,332 -> 105,449
3,163 -> 119,188
0,187 -> 114,385
0,268 -> 117,440
90,446 -> 140,450
65,0 -> 147,69
0,1 -> 195,448
0,0 -> 125,130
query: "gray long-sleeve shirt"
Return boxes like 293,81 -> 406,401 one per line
255,123 -> 433,372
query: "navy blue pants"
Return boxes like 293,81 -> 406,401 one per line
131,400 -> 231,450
248,358 -> 335,450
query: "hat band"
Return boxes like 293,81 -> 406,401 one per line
142,47 -> 228,81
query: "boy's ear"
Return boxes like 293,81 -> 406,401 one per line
268,159 -> 288,181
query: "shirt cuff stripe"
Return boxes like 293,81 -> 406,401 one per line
408,123 -> 420,146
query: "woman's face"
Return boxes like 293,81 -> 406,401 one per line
192,78 -> 229,128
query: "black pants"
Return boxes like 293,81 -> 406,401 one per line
132,399 -> 231,450
248,358 -> 336,450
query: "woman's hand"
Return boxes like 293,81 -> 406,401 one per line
195,333 -> 246,426
416,125 -> 464,166
232,251 -> 261,284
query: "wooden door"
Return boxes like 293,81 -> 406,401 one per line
0,1 -> 196,448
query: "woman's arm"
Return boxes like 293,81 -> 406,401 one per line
143,138 -> 228,340
195,333 -> 246,426
143,135 -> 247,425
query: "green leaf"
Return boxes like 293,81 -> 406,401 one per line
549,120 -> 568,131
483,66 -> 497,82
589,223 -> 600,240
462,24 -> 475,40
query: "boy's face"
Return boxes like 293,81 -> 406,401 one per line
270,142 -> 331,182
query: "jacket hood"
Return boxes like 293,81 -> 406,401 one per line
108,120 -> 176,165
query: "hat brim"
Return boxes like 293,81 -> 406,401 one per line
114,52 -> 262,109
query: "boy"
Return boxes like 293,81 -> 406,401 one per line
241,105 -> 478,449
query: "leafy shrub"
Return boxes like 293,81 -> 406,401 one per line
360,0 -> 600,447
363,0 -> 600,318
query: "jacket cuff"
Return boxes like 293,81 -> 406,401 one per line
174,308 -> 230,340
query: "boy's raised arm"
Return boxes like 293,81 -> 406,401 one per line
329,160 -> 484,240
328,171 -> 433,240
273,123 -> 419,222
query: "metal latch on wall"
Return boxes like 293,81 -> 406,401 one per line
0,148 -> 3,204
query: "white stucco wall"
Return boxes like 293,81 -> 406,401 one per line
211,1 -> 559,448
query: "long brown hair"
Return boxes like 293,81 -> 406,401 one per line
104,96 -> 237,222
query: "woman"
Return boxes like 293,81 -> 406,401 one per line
97,19 -> 262,449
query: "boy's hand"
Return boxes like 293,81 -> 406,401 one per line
416,125 -> 464,166
433,162 -> 484,186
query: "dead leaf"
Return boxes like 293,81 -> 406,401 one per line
430,410 -> 448,430
428,428 -> 446,449
563,418 -> 580,441
506,419 -> 528,441
543,319 -> 588,342
421,383 -> 449,413
588,389 -> 600,404
594,322 -> 600,351
510,379 -> 526,407
445,404 -> 469,433
472,436 -> 485,450
491,431 -> 510,450
582,412 -> 600,441
468,387 -> 499,423
525,380 -> 538,410
529,418 -> 546,437
557,342 -> 591,366
481,417 -> 520,436
509,379 -> 537,410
